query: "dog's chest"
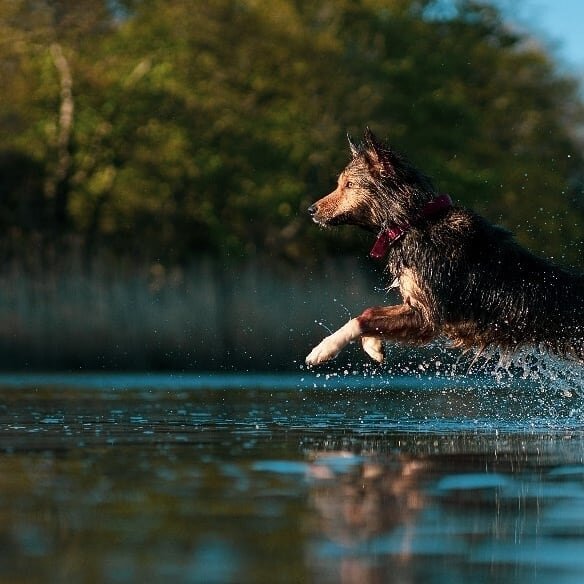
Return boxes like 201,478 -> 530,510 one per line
397,268 -> 424,308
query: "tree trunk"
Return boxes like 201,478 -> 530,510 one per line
46,42 -> 74,236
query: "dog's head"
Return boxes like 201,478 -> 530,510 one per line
308,129 -> 435,231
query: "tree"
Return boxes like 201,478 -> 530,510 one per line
0,0 -> 582,265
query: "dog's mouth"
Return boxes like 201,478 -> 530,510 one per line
308,202 -> 380,232
310,212 -> 379,233
308,204 -> 356,227
311,213 -> 349,227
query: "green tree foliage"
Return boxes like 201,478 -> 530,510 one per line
0,0 -> 583,265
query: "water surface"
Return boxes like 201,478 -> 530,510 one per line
1,372 -> 583,583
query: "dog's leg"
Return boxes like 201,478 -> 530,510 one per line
357,305 -> 436,344
306,304 -> 435,366
361,336 -> 384,363
305,318 -> 362,366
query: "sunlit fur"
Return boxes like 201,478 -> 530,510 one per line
307,129 -> 584,364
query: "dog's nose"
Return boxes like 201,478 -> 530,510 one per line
307,204 -> 317,216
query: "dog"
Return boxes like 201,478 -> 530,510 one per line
305,128 -> 584,367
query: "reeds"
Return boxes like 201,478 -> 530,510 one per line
0,256 -> 386,371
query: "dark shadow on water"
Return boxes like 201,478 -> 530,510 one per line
0,372 -> 584,583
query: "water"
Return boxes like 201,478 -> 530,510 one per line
1,371 -> 584,583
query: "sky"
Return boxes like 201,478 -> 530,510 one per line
504,0 -> 584,73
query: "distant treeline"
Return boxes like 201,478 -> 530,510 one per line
1,0 -> 584,266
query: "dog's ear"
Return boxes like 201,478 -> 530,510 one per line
362,127 -> 385,174
347,133 -> 359,158
364,127 -> 381,147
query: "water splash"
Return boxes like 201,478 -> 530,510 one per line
462,345 -> 584,397
314,319 -> 334,335
302,339 -> 579,429
332,297 -> 353,319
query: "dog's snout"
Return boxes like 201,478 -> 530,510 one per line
307,204 -> 317,216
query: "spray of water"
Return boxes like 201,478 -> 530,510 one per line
314,320 -> 334,335
460,344 -> 584,395
300,350 -> 584,433
332,297 -> 353,319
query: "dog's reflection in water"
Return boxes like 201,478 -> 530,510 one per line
306,451 -> 430,583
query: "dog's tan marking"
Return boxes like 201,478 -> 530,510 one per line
398,269 -> 417,305
399,269 -> 432,317
361,335 -> 384,363
313,179 -> 353,224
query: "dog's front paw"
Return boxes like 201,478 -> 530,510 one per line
305,337 -> 341,367
361,336 -> 384,363
305,319 -> 361,367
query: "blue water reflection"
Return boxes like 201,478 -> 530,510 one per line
0,372 -> 583,583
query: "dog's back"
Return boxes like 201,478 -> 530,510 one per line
405,206 -> 584,360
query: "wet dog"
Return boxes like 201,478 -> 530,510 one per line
305,129 -> 584,366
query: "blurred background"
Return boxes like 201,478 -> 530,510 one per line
0,0 -> 583,371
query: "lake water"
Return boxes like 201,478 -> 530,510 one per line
1,369 -> 584,583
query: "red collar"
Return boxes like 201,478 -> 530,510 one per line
369,194 -> 453,259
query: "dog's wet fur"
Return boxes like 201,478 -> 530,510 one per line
305,129 -> 584,367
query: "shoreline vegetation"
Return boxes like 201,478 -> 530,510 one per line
3,254 -> 582,378
0,256 -> 392,371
